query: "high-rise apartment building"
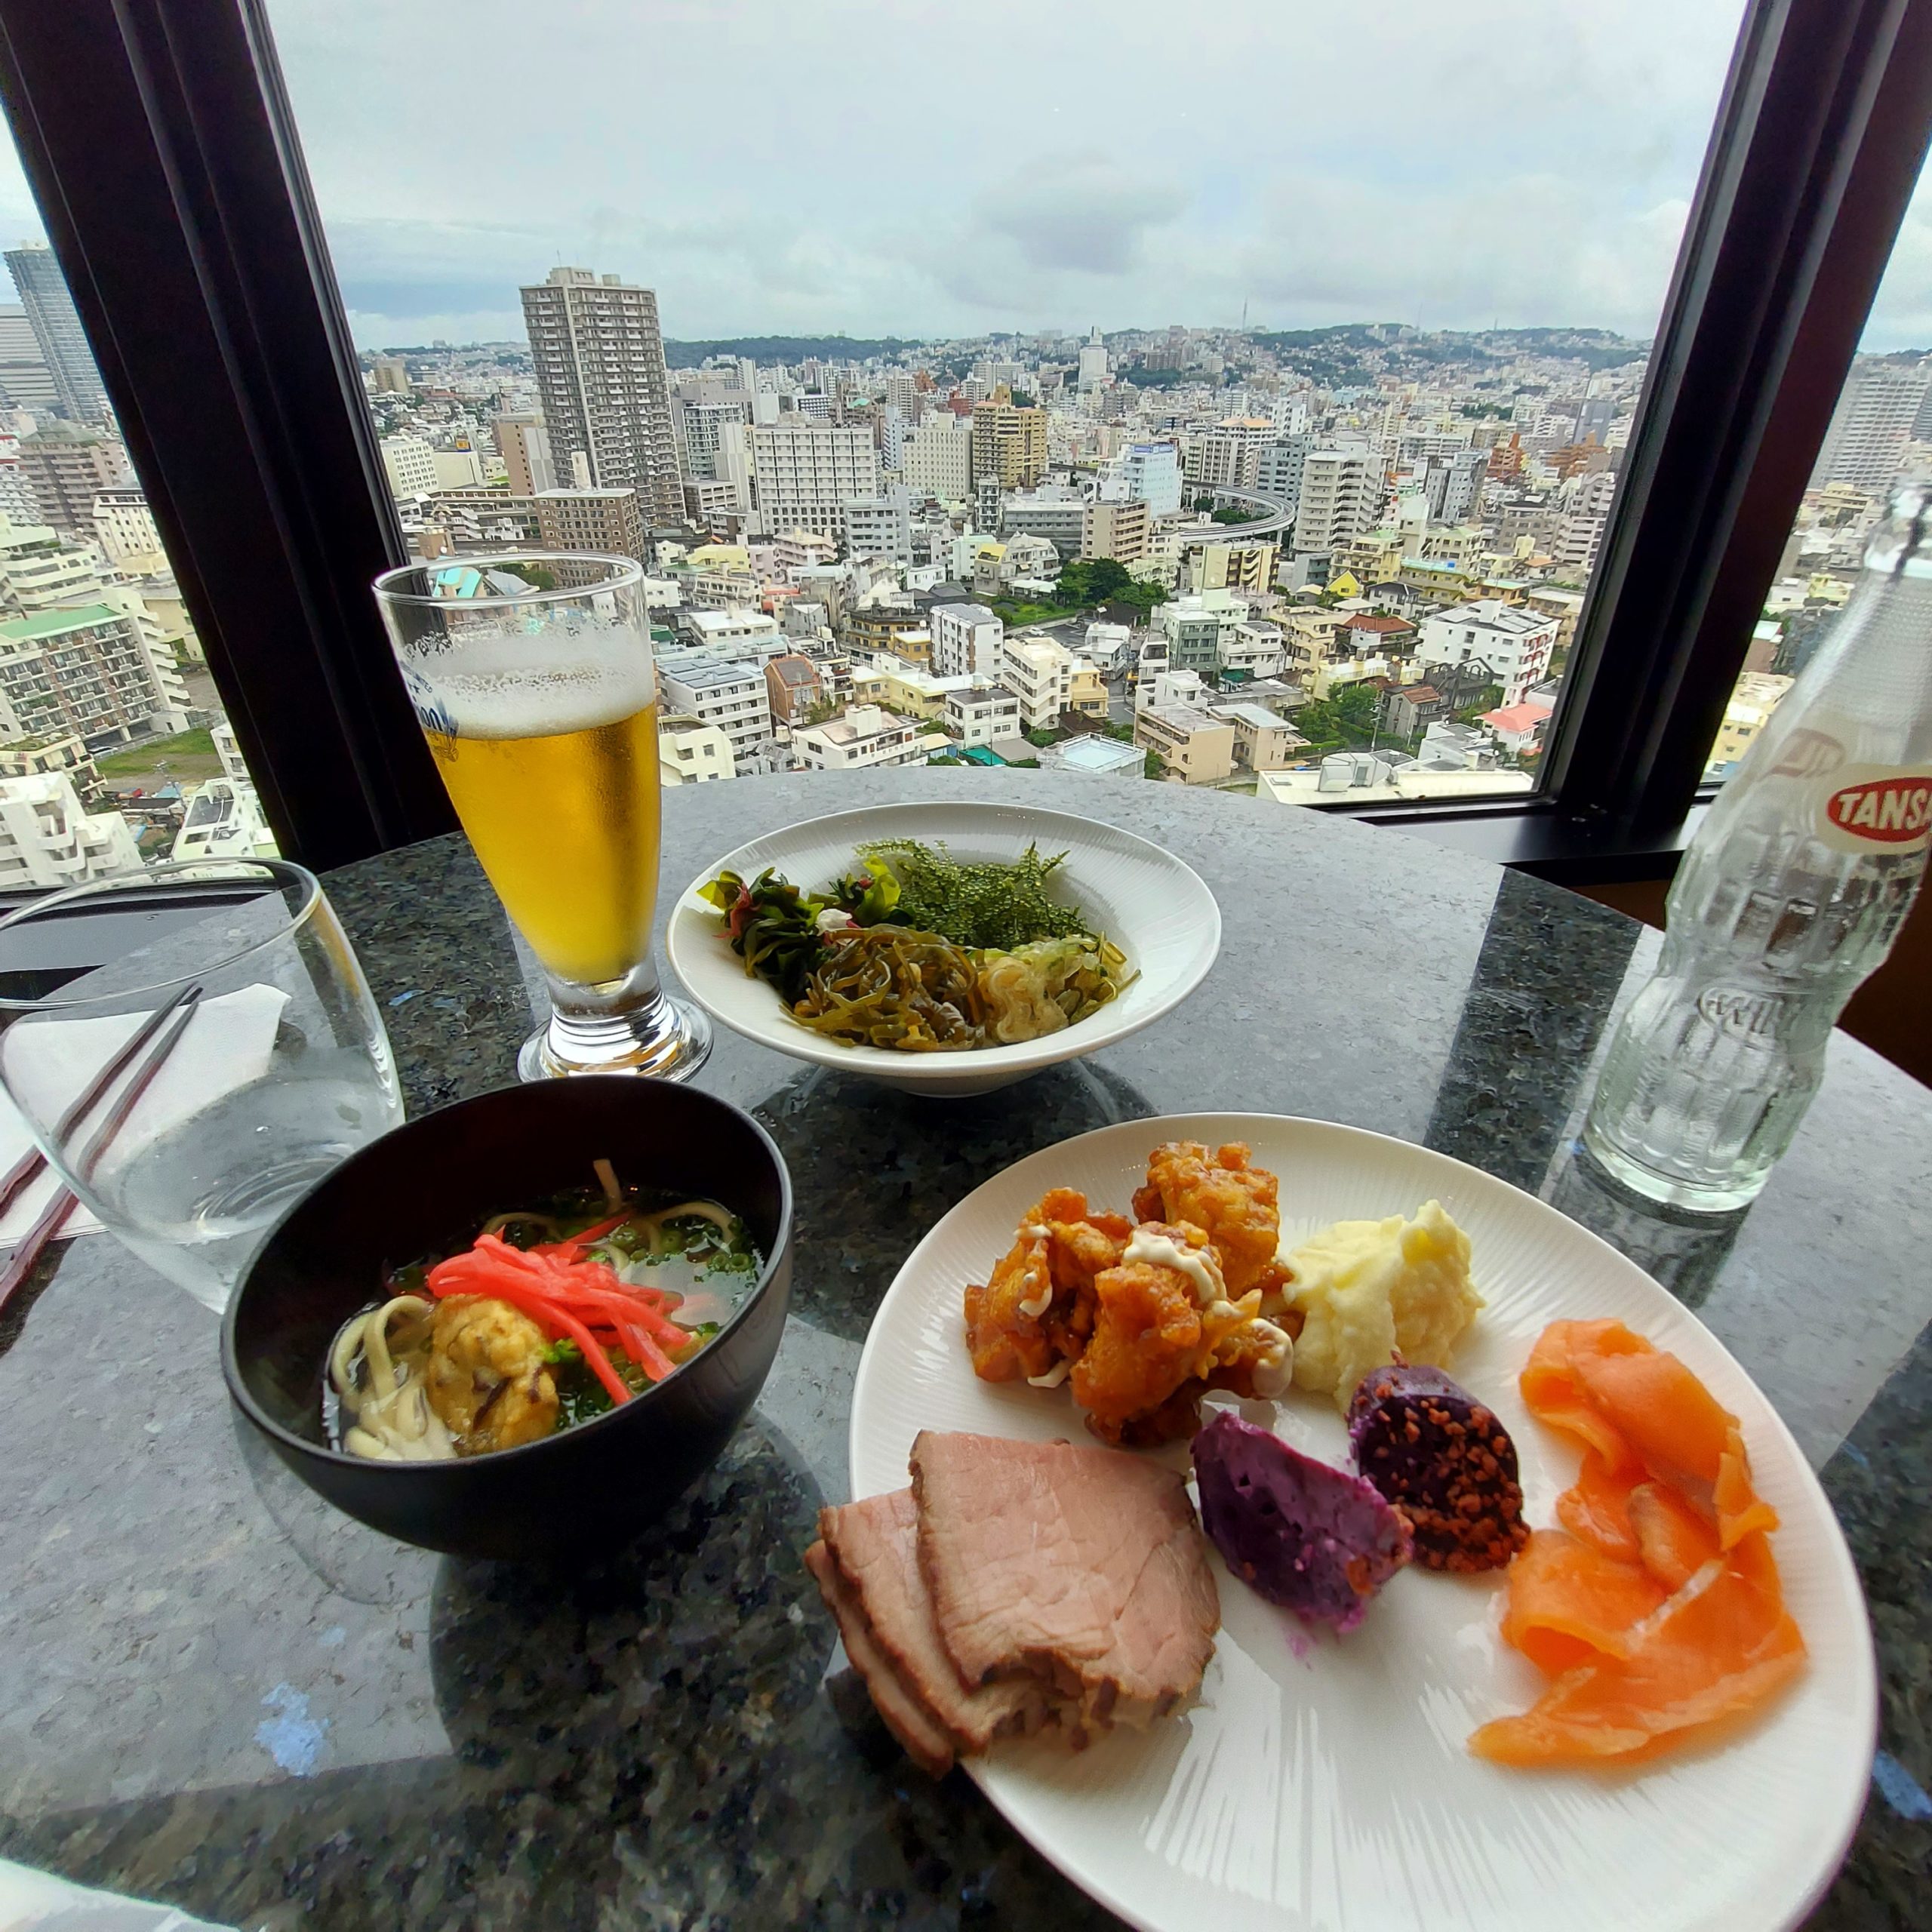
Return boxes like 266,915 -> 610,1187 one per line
0,307 -> 57,413
1077,328 -> 1109,393
1292,447 -> 1376,555
1554,468 -> 1619,577
1184,419 -> 1274,492
2,247 -> 110,423
1424,449 -> 1489,525
841,488 -> 913,566
749,420 -> 878,540
1810,360 -> 1932,494
971,392 -> 1048,489
1257,435 -> 1312,517
0,601 -> 192,745
92,491 -> 162,565
929,601 -> 1003,678
520,267 -> 680,522
1081,498 -> 1150,565
1118,441 -> 1182,516
378,433 -> 438,499
674,395 -> 752,479
16,425 -> 132,535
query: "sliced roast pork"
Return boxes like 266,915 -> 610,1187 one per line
909,1430 -> 1220,1733
803,1537 -> 958,1777
815,1488 -> 1048,1770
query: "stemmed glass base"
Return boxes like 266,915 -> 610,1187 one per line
517,964 -> 712,1082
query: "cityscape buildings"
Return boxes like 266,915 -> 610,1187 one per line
520,267 -> 681,521
3,246 -> 110,422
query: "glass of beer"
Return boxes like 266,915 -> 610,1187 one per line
372,553 -> 710,1082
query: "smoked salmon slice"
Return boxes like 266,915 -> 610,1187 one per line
1554,1448 -> 1641,1562
1498,1529 -> 1665,1675
1475,1319 -> 1806,1769
1471,1536 -> 1806,1767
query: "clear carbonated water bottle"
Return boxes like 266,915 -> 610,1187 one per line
1583,485 -> 1932,1211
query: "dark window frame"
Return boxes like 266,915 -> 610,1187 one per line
0,0 -> 1925,875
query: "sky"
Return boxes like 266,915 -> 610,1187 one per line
1,0 -> 1930,352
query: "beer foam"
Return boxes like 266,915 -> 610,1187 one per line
423,628 -> 658,740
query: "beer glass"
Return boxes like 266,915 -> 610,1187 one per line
373,553 -> 710,1081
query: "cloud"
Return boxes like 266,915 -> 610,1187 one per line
970,153 -> 1188,276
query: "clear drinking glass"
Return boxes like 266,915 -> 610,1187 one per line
0,860 -> 403,1311
373,552 -> 711,1081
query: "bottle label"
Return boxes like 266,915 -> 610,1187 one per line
1814,765 -> 1932,854
1695,986 -> 1792,1040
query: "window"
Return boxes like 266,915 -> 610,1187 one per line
260,0 -> 1749,807
1703,154 -> 1932,783
0,0 -> 1923,872
0,118 -> 275,881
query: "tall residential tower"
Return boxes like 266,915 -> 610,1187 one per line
518,267 -> 680,523
3,245 -> 109,423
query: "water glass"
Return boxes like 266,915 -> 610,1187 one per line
0,860 -> 403,1311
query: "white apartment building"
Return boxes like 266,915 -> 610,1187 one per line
0,770 -> 140,888
999,635 -> 1075,731
1554,469 -> 1619,576
900,417 -> 971,501
1136,666 -> 1213,714
1184,418 -> 1275,491
653,651 -> 773,756
1220,622 -> 1290,681
930,601 -> 1003,678
658,715 -> 736,785
1082,620 -> 1132,673
945,681 -> 1021,748
1293,447 -> 1377,554
792,703 -> 929,771
378,434 -> 438,499
92,491 -> 162,565
772,528 -> 838,577
1810,360 -> 1932,493
1418,599 -> 1559,706
1118,442 -> 1182,516
0,524 -> 103,612
842,489 -> 914,566
676,609 -> 783,660
0,601 -> 191,745
171,777 -> 276,862
750,421 -> 879,540
1257,435 -> 1312,515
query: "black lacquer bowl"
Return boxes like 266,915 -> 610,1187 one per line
223,1078 -> 793,1560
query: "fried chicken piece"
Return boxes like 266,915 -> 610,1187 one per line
426,1294 -> 559,1452
1072,1241 -> 1204,1444
964,1189 -> 1131,1385
1132,1140 -> 1294,1312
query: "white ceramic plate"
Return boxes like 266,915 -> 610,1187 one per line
848,1113 -> 1876,1932
665,801 -> 1220,1096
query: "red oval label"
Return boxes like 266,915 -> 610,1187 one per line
1823,775 -> 1932,843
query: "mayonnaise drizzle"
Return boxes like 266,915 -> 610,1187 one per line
1026,1358 -> 1072,1389
1015,1225 -> 1054,1317
1121,1227 -> 1226,1306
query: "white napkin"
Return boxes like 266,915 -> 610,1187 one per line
0,985 -> 290,1251
0,1856 -> 235,1931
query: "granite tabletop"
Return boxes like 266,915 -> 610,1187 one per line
1,768 -> 1927,1930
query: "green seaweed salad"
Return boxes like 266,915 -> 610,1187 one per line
697,838 -> 1134,1052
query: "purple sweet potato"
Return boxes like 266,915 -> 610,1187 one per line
1348,1362 -> 1527,1574
1191,1411 -> 1411,1632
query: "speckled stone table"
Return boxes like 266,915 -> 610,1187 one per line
2,769 -> 1928,1930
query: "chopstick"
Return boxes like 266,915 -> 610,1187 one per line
0,979 -> 205,1220
0,983 -> 205,1313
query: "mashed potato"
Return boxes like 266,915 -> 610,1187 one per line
1285,1200 -> 1481,1408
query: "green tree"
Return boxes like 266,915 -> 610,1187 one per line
1054,557 -> 1134,608
1114,579 -> 1169,614
1103,719 -> 1136,743
1211,505 -> 1265,525
1143,748 -> 1164,780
